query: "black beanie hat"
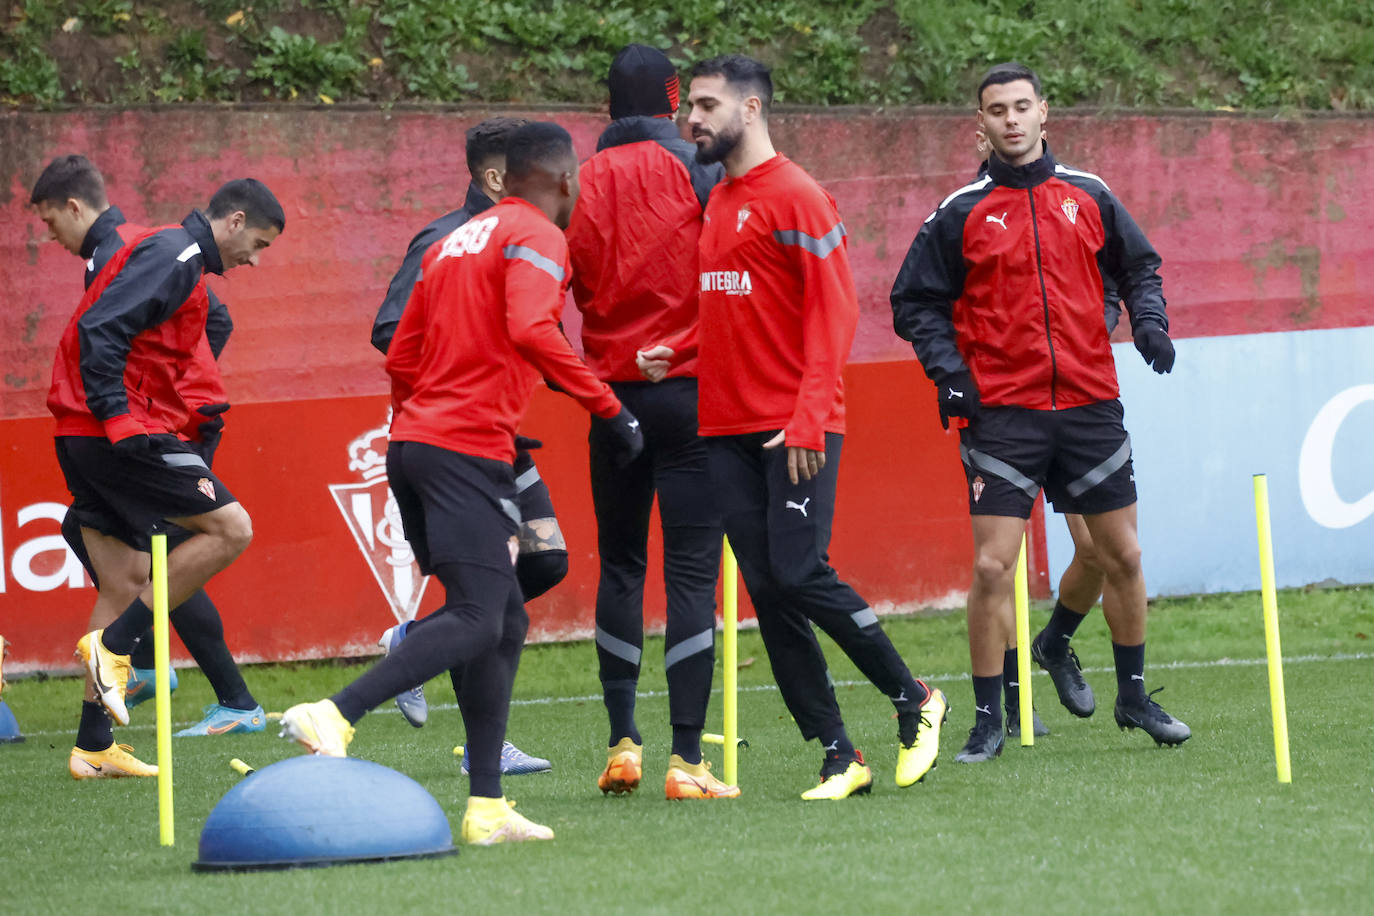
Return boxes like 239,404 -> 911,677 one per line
608,44 -> 680,120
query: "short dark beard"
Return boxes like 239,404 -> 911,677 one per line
694,125 -> 742,165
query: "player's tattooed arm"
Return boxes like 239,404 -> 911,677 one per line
518,517 -> 566,553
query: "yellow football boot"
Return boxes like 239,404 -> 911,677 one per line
69,742 -> 157,779
278,699 -> 354,757
896,685 -> 948,787
76,630 -> 132,727
461,796 -> 554,845
801,751 -> 873,800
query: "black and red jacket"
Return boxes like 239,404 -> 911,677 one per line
890,146 -> 1167,410
48,210 -> 223,442
566,116 -> 723,382
80,206 -> 231,443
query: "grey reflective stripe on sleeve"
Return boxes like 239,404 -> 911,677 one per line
850,606 -> 879,628
663,628 -> 715,671
161,452 -> 208,469
595,626 -> 642,666
176,243 -> 201,263
502,245 -> 565,282
1065,435 -> 1133,498
499,497 -> 522,525
960,444 -> 1040,499
772,223 -> 847,259
514,465 -> 541,494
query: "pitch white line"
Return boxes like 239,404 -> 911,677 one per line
17,652 -> 1370,737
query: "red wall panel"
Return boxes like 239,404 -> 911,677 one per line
3,106 -> 1369,671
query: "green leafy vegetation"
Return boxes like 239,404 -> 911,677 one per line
1,2 -> 1371,108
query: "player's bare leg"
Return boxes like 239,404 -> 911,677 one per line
957,514 -> 1023,762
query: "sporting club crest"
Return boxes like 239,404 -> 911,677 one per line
736,204 -> 752,233
1060,196 -> 1079,225
972,475 -> 986,503
327,415 -> 428,624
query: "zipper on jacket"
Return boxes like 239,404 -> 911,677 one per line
1026,187 -> 1058,409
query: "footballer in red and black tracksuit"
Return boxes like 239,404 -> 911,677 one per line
330,196 -> 641,798
566,113 -> 725,758
62,205 -> 258,720
373,180 -> 568,604
658,153 -> 939,770
49,210 -> 242,550
890,145 -> 1169,520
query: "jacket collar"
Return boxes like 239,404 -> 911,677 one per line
463,180 -> 494,215
182,209 -> 224,275
986,142 -> 1056,189
80,205 -> 126,260
596,115 -> 680,152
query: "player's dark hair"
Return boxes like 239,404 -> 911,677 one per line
29,154 -> 107,209
465,117 -> 529,177
504,122 -> 575,180
690,54 -> 773,115
977,62 -> 1042,106
206,178 -> 285,231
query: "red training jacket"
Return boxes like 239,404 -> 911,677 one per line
386,197 -> 621,463
663,154 -> 855,450
49,214 -> 221,441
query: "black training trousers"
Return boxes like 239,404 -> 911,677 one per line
705,431 -> 920,741
590,379 -> 722,730
334,443 -> 527,797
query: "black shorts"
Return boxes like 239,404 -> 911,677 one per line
386,441 -> 520,575
55,434 -> 238,551
958,400 -> 1136,519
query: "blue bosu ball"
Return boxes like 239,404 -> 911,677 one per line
0,699 -> 23,743
194,756 -> 456,871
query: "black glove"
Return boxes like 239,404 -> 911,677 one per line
603,407 -> 645,467
934,370 -> 981,430
1133,323 -> 1175,374
514,435 -> 544,451
112,433 -> 153,457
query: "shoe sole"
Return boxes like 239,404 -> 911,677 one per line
801,781 -> 872,800
77,636 -> 130,727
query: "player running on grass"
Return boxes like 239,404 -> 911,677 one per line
637,55 -> 947,800
371,118 -> 556,777
47,176 -> 282,773
890,62 -> 1190,763
566,44 -> 735,800
31,156 -> 265,758
280,123 -> 644,845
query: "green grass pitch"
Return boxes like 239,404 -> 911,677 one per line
2,587 -> 1371,914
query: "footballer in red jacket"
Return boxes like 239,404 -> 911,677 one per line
280,124 -> 644,846
41,174 -> 281,773
639,56 -> 948,801
31,156 -> 262,770
566,44 -> 734,799
890,62 -> 1189,762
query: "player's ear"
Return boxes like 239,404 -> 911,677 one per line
483,165 -> 505,196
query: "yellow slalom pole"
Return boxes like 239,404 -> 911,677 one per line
1253,475 -> 1292,784
152,532 -> 174,845
722,536 -> 739,786
1014,532 -> 1034,747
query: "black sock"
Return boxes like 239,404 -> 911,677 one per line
75,701 -> 113,752
1041,600 -> 1088,653
171,590 -> 256,709
130,630 -> 155,669
818,724 -> 855,761
671,726 -> 702,764
602,679 -> 640,746
1112,642 -> 1147,701
972,675 -> 1003,726
1002,648 -> 1021,708
101,597 -> 154,654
